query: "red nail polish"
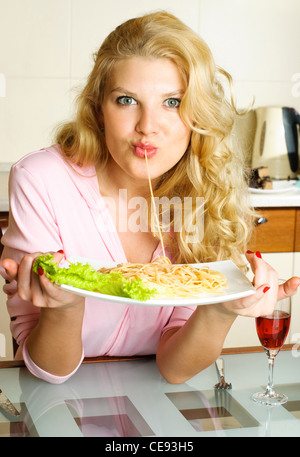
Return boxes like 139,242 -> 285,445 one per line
58,249 -> 64,254
263,286 -> 270,293
246,250 -> 253,254
37,266 -> 44,276
255,251 -> 262,259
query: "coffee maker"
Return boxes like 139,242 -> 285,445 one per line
251,106 -> 300,179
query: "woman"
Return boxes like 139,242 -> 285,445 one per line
1,11 -> 299,384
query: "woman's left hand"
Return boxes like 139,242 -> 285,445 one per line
217,251 -> 300,318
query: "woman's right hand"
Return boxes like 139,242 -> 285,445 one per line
2,251 -> 84,309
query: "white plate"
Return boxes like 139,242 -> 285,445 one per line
59,256 -> 255,307
249,180 -> 296,194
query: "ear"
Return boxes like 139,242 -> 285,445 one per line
96,109 -> 105,133
97,108 -> 105,130
97,105 -> 103,121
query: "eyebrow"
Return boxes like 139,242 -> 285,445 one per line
110,87 -> 137,97
110,86 -> 185,98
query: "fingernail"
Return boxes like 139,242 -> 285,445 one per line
255,251 -> 262,259
246,250 -> 253,254
57,249 -> 64,254
37,266 -> 44,276
263,286 -> 270,293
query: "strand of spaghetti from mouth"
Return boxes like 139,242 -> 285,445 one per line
96,151 -> 227,298
144,150 -> 166,258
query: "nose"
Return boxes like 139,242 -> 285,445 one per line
135,106 -> 159,136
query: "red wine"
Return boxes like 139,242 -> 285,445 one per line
256,311 -> 291,350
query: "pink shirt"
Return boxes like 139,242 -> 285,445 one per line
1,146 -> 195,383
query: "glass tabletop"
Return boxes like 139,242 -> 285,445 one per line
0,350 -> 299,438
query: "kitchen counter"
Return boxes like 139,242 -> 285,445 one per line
1,196 -> 300,213
0,350 -> 299,437
0,200 -> 9,212
0,163 -> 300,211
0,164 -> 11,212
2,190 -> 300,213
250,186 -> 300,208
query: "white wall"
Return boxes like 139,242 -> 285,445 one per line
0,0 -> 300,164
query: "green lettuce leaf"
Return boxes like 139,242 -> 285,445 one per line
33,254 -> 157,301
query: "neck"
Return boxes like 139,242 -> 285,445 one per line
97,160 -> 154,200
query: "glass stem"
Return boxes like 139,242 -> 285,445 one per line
266,351 -> 277,396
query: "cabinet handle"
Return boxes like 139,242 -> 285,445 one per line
254,217 -> 268,226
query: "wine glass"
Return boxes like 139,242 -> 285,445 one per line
251,281 -> 291,406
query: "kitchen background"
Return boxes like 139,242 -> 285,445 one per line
0,0 -> 300,359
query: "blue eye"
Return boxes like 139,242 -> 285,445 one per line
117,96 -> 137,105
164,98 -> 181,108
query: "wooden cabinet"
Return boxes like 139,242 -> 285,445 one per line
248,207 -> 300,253
295,210 -> 300,251
0,212 -> 8,229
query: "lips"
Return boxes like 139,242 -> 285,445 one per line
133,142 -> 158,158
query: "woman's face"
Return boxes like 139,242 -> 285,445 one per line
100,57 -> 191,190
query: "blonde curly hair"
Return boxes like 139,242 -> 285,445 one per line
55,11 -> 254,268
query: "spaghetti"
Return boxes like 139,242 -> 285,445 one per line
144,151 -> 166,257
98,256 -> 227,297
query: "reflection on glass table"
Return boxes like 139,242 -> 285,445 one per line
0,350 -> 299,437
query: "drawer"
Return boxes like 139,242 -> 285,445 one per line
0,212 -> 8,229
294,209 -> 300,252
248,208 -> 296,253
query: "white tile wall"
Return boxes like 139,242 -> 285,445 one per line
0,0 -> 200,163
70,0 -> 200,80
200,0 -> 300,80
199,0 -> 300,112
1,0 -> 299,164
